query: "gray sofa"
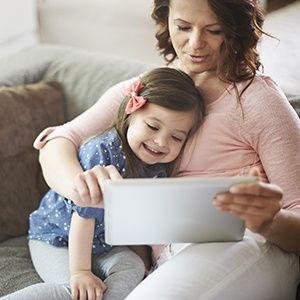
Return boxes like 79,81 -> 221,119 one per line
0,44 -> 299,298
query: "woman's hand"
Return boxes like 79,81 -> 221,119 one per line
71,165 -> 123,207
213,168 -> 283,235
70,270 -> 106,300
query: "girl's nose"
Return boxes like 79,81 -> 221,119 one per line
154,135 -> 167,147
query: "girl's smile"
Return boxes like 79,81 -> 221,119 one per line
143,143 -> 165,157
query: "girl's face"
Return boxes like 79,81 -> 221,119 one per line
127,103 -> 195,165
168,0 -> 224,77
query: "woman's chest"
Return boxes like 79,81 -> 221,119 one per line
179,108 -> 260,177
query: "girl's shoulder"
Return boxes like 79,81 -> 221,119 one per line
81,128 -> 121,150
78,128 -> 126,172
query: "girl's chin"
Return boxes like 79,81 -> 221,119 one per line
136,152 -> 158,165
140,154 -> 166,165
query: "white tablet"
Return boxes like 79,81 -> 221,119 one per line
104,176 -> 258,245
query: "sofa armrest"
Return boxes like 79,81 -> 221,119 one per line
0,44 -> 75,87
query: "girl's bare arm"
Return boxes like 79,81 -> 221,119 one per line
69,212 -> 106,300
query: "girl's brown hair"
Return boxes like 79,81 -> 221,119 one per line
108,67 -> 205,178
152,0 -> 268,95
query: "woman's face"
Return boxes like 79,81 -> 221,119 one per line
168,0 -> 224,76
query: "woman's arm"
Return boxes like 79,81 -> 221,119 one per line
69,212 -> 106,300
39,137 -> 82,200
214,79 -> 300,253
214,166 -> 300,253
40,138 -> 122,206
263,207 -> 300,253
37,79 -> 134,204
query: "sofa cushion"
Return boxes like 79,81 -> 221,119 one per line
43,49 -> 159,120
287,94 -> 300,117
0,80 -> 65,242
0,236 -> 42,296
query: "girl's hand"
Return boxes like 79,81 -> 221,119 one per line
70,270 -> 106,300
71,165 -> 122,207
213,168 -> 283,235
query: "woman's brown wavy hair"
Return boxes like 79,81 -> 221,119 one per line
152,0 -> 269,93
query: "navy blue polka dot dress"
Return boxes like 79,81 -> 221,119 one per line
28,129 -> 166,254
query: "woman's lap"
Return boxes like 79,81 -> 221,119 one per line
3,233 -> 299,300
125,230 -> 300,300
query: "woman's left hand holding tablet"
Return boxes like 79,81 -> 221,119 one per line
71,165 -> 123,207
213,167 -> 283,235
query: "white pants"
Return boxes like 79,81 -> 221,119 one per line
126,230 -> 300,300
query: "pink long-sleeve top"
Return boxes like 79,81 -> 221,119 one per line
34,73 -> 300,262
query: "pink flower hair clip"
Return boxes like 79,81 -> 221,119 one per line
125,77 -> 147,114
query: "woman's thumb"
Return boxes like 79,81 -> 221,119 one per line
249,166 -> 261,180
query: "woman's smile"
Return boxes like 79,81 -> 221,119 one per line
188,54 -> 209,63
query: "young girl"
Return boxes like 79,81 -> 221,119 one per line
26,67 -> 205,300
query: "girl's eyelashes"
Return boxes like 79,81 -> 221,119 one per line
146,123 -> 158,131
171,135 -> 183,143
146,123 -> 185,142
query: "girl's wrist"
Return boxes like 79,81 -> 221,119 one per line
70,269 -> 92,276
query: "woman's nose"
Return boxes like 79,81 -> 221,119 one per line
189,30 -> 205,50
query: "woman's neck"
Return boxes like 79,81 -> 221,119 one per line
192,72 -> 231,104
174,62 -> 231,104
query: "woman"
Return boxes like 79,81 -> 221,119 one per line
20,0 -> 300,299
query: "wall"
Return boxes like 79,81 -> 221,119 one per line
37,0 -> 164,64
0,0 -> 39,58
